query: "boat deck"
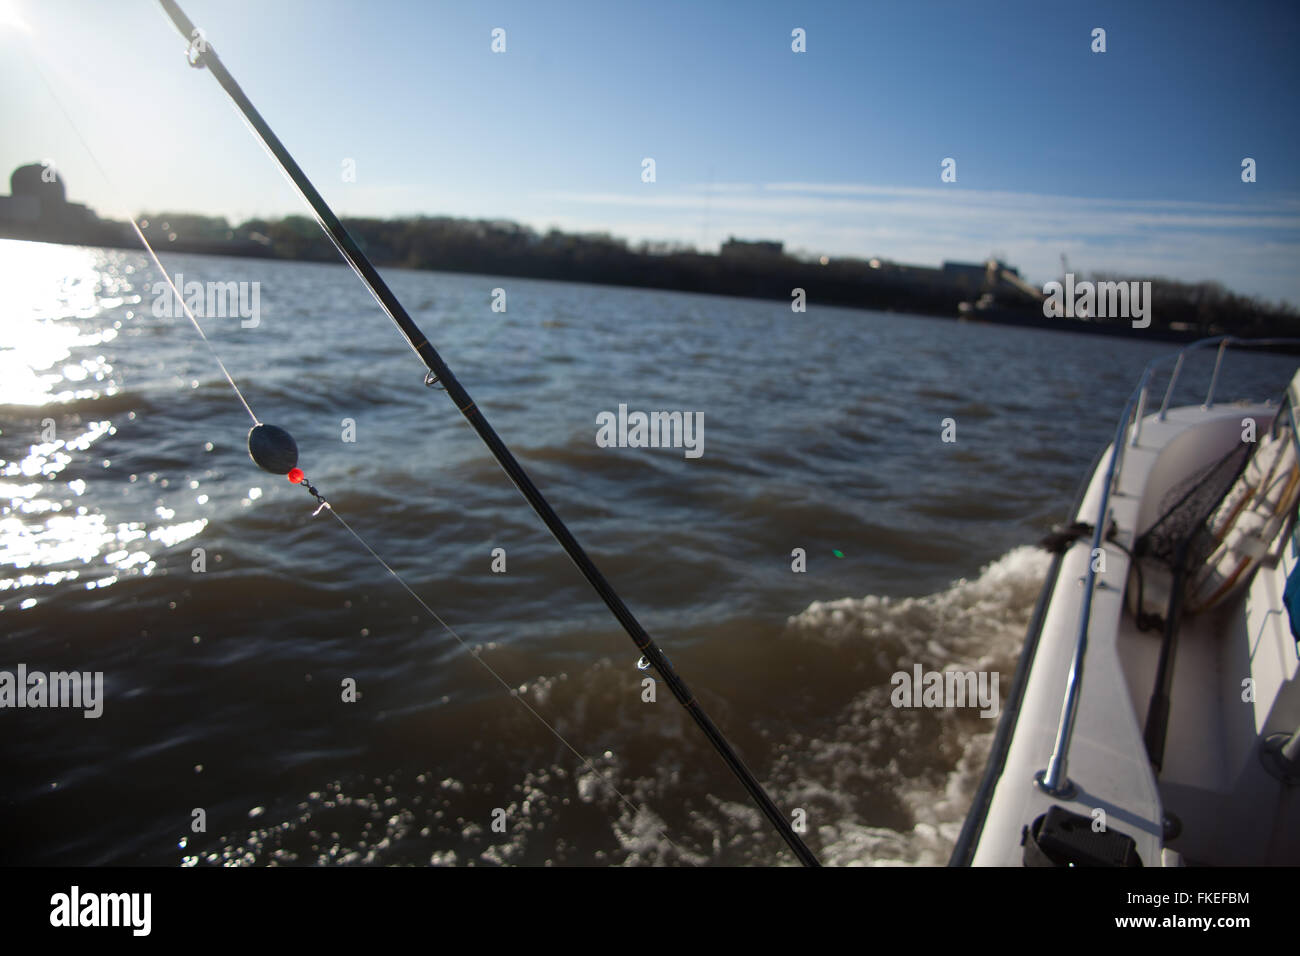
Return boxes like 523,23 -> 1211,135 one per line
971,401 -> 1300,865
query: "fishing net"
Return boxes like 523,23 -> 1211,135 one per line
1134,440 -> 1256,571
1136,395 -> 1300,581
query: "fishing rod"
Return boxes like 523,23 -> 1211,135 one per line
156,0 -> 819,866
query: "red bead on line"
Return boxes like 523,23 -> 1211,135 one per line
287,467 -> 304,484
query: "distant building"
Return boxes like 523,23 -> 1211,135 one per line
941,258 -> 1021,286
0,163 -> 126,245
941,260 -> 992,285
890,263 -> 945,283
721,237 -> 784,257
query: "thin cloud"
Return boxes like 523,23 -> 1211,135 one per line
530,182 -> 1300,305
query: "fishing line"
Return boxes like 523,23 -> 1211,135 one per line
327,507 -> 687,853
19,41 -> 259,426
154,0 -> 820,866
19,34 -> 697,864
129,221 -> 260,427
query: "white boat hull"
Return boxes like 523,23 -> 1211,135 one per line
958,375 -> 1300,866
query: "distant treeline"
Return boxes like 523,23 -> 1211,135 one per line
1084,273 -> 1299,339
131,211 -> 1300,337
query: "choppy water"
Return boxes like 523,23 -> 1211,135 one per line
2,239 -> 1295,866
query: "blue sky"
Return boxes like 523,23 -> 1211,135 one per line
1,0 -> 1298,303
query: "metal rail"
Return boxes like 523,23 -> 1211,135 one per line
1036,336 -> 1300,797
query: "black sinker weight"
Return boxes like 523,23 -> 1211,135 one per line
247,423 -> 299,475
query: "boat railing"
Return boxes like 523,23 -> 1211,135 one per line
1036,336 -> 1300,798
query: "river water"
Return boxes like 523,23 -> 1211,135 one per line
1,239 -> 1293,865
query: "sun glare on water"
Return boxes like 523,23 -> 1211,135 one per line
0,240 -> 125,406
0,240 -> 207,607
